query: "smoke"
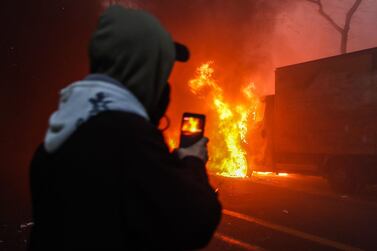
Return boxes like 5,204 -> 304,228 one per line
120,0 -> 377,115
269,0 -> 377,72
99,0 -> 377,154
2,0 -> 377,223
104,0 -> 377,95
106,0 -> 377,166
143,0 -> 295,95
123,0 -> 295,133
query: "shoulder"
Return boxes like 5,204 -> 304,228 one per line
87,111 -> 158,131
53,111 -> 167,155
82,111 -> 163,140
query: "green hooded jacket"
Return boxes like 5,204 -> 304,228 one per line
89,6 -> 175,118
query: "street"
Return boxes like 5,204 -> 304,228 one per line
204,173 -> 377,251
2,172 -> 377,251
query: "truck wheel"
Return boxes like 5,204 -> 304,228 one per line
327,166 -> 363,194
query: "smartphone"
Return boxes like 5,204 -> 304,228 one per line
179,113 -> 206,148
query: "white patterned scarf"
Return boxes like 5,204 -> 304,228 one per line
44,75 -> 149,153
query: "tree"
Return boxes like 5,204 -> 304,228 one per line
306,0 -> 363,54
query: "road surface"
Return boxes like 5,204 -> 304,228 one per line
204,173 -> 377,251
1,172 -> 377,250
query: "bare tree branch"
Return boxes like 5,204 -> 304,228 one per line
342,0 -> 363,53
306,0 -> 343,33
306,0 -> 363,53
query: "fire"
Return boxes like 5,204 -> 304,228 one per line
182,117 -> 202,134
167,138 -> 177,151
188,62 -> 261,177
252,171 -> 289,177
253,171 -> 274,176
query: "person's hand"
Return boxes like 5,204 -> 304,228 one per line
176,137 -> 209,163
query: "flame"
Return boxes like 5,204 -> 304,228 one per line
253,171 -> 274,176
167,138 -> 177,151
188,62 -> 261,177
182,117 -> 203,135
252,171 -> 289,177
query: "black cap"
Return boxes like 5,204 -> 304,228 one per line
174,42 -> 190,62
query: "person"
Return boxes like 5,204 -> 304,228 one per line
28,5 -> 222,251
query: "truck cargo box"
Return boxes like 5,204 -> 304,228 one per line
275,47 -> 377,157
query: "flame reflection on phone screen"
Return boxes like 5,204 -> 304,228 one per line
181,117 -> 203,135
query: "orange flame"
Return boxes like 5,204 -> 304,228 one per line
167,137 -> 177,151
182,117 -> 203,135
188,62 -> 261,177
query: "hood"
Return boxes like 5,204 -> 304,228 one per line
89,6 -> 176,117
44,77 -> 149,153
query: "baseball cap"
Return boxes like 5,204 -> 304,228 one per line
174,42 -> 190,62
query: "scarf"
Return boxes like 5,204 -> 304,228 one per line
44,76 -> 149,153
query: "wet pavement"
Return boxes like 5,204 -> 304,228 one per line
204,173 -> 377,251
1,173 -> 377,250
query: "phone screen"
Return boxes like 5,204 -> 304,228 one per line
181,117 -> 203,135
179,113 -> 205,148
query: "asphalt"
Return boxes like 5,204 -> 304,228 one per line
204,173 -> 377,251
2,172 -> 377,250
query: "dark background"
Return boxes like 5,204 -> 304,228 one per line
0,0 -> 101,223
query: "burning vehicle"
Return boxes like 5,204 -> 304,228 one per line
167,62 -> 263,178
260,47 -> 377,193
167,47 -> 377,194
187,62 -> 263,177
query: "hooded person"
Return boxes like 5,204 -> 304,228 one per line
28,5 -> 221,251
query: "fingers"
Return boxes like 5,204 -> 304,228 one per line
176,137 -> 209,162
197,137 -> 209,146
